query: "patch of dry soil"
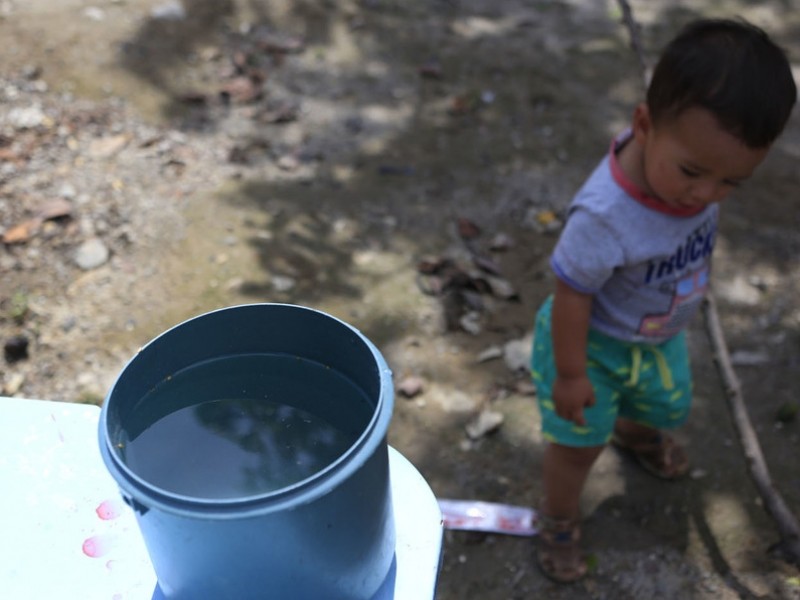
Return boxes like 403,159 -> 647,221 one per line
2,1 -> 800,598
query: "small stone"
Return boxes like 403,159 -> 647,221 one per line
61,316 -> 77,332
689,468 -> 708,480
58,183 -> 77,199
398,375 -> 425,399
83,6 -> 105,21
225,277 -> 244,292
514,379 -> 537,396
459,311 -> 482,335
271,275 -> 296,292
730,349 -> 770,366
476,345 -> 503,363
21,64 -> 42,80
489,233 -> 513,251
432,389 -> 477,413
8,105 -> 46,129
716,275 -> 761,306
74,237 -> 110,270
503,337 -> 531,373
151,0 -> 186,20
465,409 -> 504,439
748,275 -> 769,292
485,276 -> 518,300
4,335 -> 29,362
277,154 -> 300,171
3,372 -> 25,395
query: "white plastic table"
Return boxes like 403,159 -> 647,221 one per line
0,396 -> 442,599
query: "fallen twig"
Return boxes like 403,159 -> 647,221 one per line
616,0 -> 650,88
702,296 -> 800,565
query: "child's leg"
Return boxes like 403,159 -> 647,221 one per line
537,441 -> 604,583
530,298 -> 617,582
542,442 -> 605,518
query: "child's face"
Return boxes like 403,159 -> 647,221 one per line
633,105 -> 769,210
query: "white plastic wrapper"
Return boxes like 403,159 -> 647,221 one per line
438,499 -> 539,537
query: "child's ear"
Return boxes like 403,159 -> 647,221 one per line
632,103 -> 652,145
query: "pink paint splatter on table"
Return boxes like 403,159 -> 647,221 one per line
82,534 -> 114,558
96,499 -> 124,521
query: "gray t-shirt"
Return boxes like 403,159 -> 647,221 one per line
551,135 -> 718,344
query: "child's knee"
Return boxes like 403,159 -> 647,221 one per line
548,442 -> 605,469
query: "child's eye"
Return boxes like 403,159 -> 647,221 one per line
722,179 -> 743,188
679,165 -> 700,177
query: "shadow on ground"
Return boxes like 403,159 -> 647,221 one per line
110,1 -> 800,597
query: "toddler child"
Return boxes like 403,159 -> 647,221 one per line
530,17 -> 797,582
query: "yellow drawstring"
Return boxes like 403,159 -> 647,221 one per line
624,345 -> 674,391
626,346 -> 643,388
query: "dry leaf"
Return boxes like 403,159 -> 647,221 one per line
38,198 -> 73,221
89,134 -> 130,159
458,217 -> 481,239
536,210 -> 557,225
2,218 -> 41,244
220,76 -> 263,104
256,34 -> 305,54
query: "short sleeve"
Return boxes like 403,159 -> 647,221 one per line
550,208 -> 624,294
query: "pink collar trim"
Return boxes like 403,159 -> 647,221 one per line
609,132 -> 705,218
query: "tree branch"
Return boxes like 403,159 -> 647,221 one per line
616,0 -> 650,88
702,296 -> 800,565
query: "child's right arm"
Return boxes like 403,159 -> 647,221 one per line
551,278 -> 595,426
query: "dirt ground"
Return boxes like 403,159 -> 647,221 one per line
2,1 -> 800,598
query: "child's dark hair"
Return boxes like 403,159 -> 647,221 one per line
647,18 -> 797,148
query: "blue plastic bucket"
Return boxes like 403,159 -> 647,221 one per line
98,304 -> 396,599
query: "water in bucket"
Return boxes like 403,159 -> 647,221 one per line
116,353 -> 373,500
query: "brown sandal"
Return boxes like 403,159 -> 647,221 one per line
611,430 -> 689,480
536,514 -> 587,583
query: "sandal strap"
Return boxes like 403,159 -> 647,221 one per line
538,514 -> 581,543
536,513 -> 587,582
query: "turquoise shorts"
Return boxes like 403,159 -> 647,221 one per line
530,296 -> 692,447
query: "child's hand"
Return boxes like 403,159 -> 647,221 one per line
552,374 -> 595,426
